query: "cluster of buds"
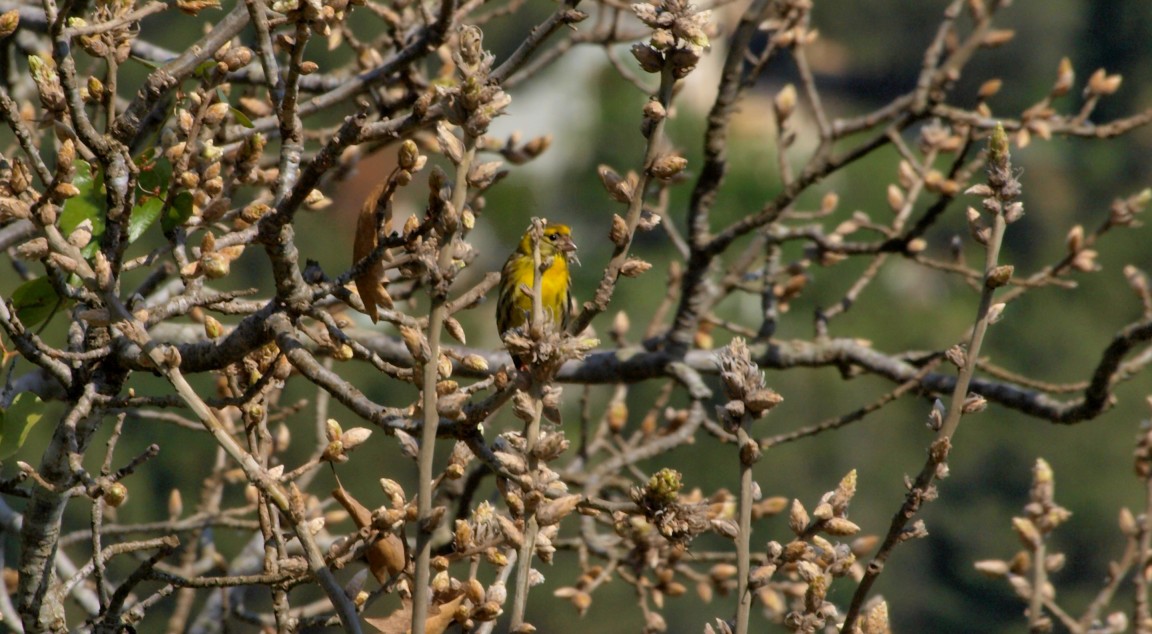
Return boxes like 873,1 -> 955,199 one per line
508,386 -> 562,428
1062,224 -> 1099,273
270,0 -> 359,35
423,163 -> 460,242
1021,459 -> 1072,538
371,478 -> 415,530
7,140 -> 80,265
630,0 -> 713,79
965,124 -> 1023,250
783,471 -> 861,539
27,55 -> 65,115
161,78 -> 255,228
71,0 -> 137,62
984,58 -> 1082,149
496,330 -> 552,376
454,500 -> 504,556
628,468 -> 711,543
482,132 -> 552,166
715,338 -> 783,431
974,459 -> 1078,632
917,119 -> 967,158
0,158 -> 32,221
435,373 -> 470,422
1108,188 -> 1150,229
493,431 -> 574,518
880,122 -> 965,208
502,327 -> 598,382
799,194 -> 874,267
320,418 -> 372,463
420,562 -> 513,628
181,231 -> 244,280
439,26 -> 512,138
452,500 -> 553,605
214,43 -> 255,79
752,472 -> 870,631
1085,67 -> 1124,99
232,134 -> 268,187
230,341 -> 292,391
404,162 -> 481,300
771,264 -> 810,311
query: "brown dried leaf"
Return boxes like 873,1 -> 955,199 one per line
332,482 -> 372,528
332,482 -> 405,582
365,594 -> 464,634
365,601 -> 412,633
354,184 -> 393,322
363,533 -> 406,584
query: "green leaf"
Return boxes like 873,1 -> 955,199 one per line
194,60 -> 216,79
128,196 -> 164,243
130,55 -> 162,70
11,277 -> 62,328
231,107 -> 254,128
136,152 -> 172,199
60,160 -> 106,256
59,160 -> 104,235
129,153 -> 173,242
163,191 -> 194,233
135,146 -> 158,162
0,393 -> 45,460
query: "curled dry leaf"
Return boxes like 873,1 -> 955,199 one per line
353,183 -> 394,323
364,594 -> 464,634
331,483 -> 405,581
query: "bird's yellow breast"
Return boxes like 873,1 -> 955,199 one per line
498,252 -> 571,332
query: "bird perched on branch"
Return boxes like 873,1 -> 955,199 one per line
497,224 -> 577,363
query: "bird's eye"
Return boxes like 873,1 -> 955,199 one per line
548,234 -> 557,241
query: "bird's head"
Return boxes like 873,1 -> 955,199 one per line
519,224 -> 578,262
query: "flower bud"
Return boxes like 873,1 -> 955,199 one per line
648,155 -> 687,180
985,264 -> 1014,288
631,43 -> 664,73
103,482 -> 128,507
200,251 -> 230,279
609,214 -> 629,248
460,354 -> 489,373
642,99 -> 666,122
1052,57 -> 1074,97
774,84 -> 796,120
398,140 -> 421,171
620,258 -> 652,277
399,325 -> 428,362
1087,68 -> 1122,96
0,9 -> 19,38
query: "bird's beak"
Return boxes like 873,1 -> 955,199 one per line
559,235 -> 579,265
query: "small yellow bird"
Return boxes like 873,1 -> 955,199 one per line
497,224 -> 577,345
